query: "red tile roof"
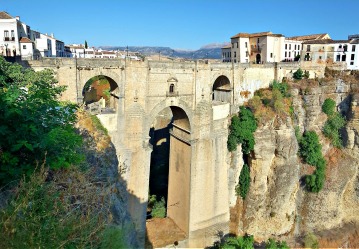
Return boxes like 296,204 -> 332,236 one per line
0,11 -> 13,19
19,37 -> 33,43
288,33 -> 330,41
231,31 -> 283,39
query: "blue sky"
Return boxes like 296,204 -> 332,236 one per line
2,0 -> 359,50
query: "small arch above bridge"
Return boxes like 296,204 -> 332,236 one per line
212,75 -> 231,103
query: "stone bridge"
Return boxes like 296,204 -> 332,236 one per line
23,58 -> 327,247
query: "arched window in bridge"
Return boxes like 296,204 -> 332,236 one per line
169,84 -> 174,93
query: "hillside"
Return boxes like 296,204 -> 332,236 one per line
99,42 -> 229,59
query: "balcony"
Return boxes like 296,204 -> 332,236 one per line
3,37 -> 15,41
250,45 -> 261,53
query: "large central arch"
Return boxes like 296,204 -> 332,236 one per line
147,101 -> 192,236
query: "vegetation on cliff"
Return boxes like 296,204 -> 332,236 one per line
0,58 -> 133,248
0,57 -> 82,185
298,131 -> 326,192
227,106 -> 257,153
236,164 -> 250,199
248,80 -> 292,126
322,98 -> 346,148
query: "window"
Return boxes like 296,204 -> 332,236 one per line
11,30 -> 14,39
270,53 -> 273,58
4,30 -> 9,40
232,43 -> 234,48
234,51 -> 236,57
344,45 -> 348,52
246,51 -> 249,57
353,45 -> 356,52
169,84 -> 174,93
245,42 -> 247,48
319,56 -> 322,60
339,45 -> 342,49
350,62 -> 354,65
351,54 -> 355,60
298,45 -> 300,50
285,44 -> 287,49
342,55 -> 346,61
294,45 -> 296,50
257,38 -> 259,43
307,45 -> 311,52
23,45 -> 26,49
289,52 -> 291,57
336,54 -> 340,61
285,51 -> 287,57
289,44 -> 291,50
237,42 -> 238,48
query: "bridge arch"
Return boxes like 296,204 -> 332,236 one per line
82,74 -> 120,112
212,75 -> 231,102
146,99 -> 193,237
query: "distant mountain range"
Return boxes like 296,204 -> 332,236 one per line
98,42 -> 229,59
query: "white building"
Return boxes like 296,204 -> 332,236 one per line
0,11 -> 31,57
333,40 -> 359,70
222,31 -> 285,63
0,11 -> 66,59
283,39 -> 302,61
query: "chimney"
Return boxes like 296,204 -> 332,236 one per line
15,16 -> 20,21
51,33 -> 54,38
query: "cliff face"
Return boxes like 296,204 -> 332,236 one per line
232,72 -> 359,246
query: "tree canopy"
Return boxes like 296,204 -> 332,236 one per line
0,57 -> 83,185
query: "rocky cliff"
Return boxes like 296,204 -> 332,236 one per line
230,71 -> 359,247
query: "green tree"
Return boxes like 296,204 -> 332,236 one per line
0,57 -> 83,185
293,68 -> 303,80
85,40 -> 88,49
236,164 -> 250,199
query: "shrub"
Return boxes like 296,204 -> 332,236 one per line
293,68 -> 303,80
321,99 -> 346,148
236,164 -> 250,199
304,70 -> 310,79
299,131 -> 327,192
227,107 -> 257,154
270,80 -> 289,97
299,131 -> 323,166
304,232 -> 319,249
266,238 -> 290,249
151,197 -> 166,218
222,234 -> 254,249
322,98 -> 336,116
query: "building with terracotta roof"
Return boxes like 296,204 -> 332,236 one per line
222,31 -> 285,63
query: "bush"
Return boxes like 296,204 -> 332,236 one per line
270,80 -> 289,97
304,70 -> 310,79
266,238 -> 290,249
322,98 -> 336,116
227,107 -> 257,154
304,232 -> 319,249
151,197 -> 166,218
299,131 -> 327,192
221,234 -> 254,249
236,164 -> 250,199
299,131 -> 323,166
321,99 -> 346,148
293,68 -> 303,80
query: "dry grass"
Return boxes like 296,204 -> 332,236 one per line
76,107 -> 111,151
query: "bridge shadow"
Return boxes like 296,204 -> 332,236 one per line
79,116 -> 149,248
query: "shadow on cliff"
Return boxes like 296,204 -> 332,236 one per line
78,116 -> 149,248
